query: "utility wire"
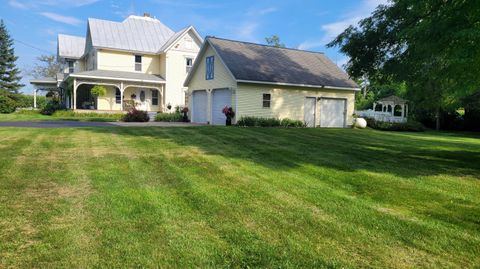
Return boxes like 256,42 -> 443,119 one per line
14,39 -> 53,54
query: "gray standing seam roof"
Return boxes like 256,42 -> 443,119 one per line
58,34 -> 86,59
208,37 -> 359,89
88,16 -> 175,54
69,70 -> 165,83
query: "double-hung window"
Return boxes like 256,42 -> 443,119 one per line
186,58 -> 193,73
67,60 -> 74,73
115,89 -> 121,104
152,90 -> 158,106
205,56 -> 214,80
135,55 -> 142,71
262,93 -> 271,108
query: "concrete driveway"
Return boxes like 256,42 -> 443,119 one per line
0,121 -> 205,128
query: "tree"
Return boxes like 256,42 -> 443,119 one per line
328,0 -> 480,130
265,35 -> 285,48
0,20 -> 23,93
30,54 -> 62,79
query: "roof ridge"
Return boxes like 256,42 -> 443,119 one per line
206,36 -> 325,54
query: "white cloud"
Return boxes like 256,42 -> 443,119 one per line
236,22 -> 259,42
39,12 -> 83,26
9,0 -> 99,9
247,7 -> 277,16
298,0 -> 390,50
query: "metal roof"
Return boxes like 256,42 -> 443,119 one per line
58,34 -> 86,59
88,15 -> 175,54
199,37 -> 359,90
69,70 -> 165,83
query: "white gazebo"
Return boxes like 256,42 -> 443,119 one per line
356,95 -> 409,123
30,77 -> 61,108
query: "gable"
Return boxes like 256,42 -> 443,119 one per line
169,30 -> 202,52
184,42 -> 236,90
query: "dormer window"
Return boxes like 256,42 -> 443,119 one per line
135,55 -> 142,71
67,60 -> 74,73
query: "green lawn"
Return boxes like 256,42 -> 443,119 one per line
0,127 -> 479,268
0,110 -> 124,122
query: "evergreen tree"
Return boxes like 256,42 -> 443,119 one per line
0,20 -> 23,93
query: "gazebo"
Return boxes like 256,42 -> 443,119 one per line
372,95 -> 408,120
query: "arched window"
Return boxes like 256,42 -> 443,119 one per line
387,105 -> 392,113
140,90 -> 146,102
115,89 -> 121,104
375,104 -> 383,111
394,105 -> 402,116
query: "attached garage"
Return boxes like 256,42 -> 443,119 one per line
211,88 -> 232,125
192,90 -> 208,123
320,98 -> 346,128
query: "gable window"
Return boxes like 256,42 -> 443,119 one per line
186,58 -> 193,73
206,56 -> 214,80
115,89 -> 121,104
262,93 -> 271,108
135,55 -> 142,71
67,60 -> 74,73
152,90 -> 158,105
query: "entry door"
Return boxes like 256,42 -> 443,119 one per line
192,90 -> 208,123
304,97 -> 316,127
212,89 -> 232,125
320,98 -> 346,128
136,89 -> 147,111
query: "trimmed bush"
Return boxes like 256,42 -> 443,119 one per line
280,118 -> 306,128
40,100 -> 63,115
237,116 -> 304,127
155,112 -> 183,122
122,108 -> 149,122
52,110 -> 124,121
365,117 -> 425,132
0,95 -> 17,113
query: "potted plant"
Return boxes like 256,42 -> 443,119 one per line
90,85 -> 107,109
222,106 -> 235,126
167,103 -> 172,110
181,107 -> 189,122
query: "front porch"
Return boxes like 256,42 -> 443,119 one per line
70,70 -> 166,112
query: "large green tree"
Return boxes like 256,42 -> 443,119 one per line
265,35 -> 285,48
0,20 -> 23,94
328,0 -> 480,130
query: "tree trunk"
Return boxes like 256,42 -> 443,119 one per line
435,107 -> 441,131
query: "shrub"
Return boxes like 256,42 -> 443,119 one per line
122,108 -> 149,122
155,112 -> 183,122
0,95 -> 17,113
280,118 -> 306,128
40,100 -> 63,115
237,116 -> 304,127
365,117 -> 425,132
52,110 -> 124,121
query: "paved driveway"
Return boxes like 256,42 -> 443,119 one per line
0,121 -> 204,128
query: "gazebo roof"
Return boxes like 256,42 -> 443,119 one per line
377,95 -> 407,104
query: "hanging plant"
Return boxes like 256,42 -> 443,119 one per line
91,85 -> 107,97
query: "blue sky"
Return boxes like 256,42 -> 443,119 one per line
0,0 -> 387,94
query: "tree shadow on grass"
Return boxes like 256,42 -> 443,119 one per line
86,126 -> 480,180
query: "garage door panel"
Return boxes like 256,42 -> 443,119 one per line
212,89 -> 232,125
320,99 -> 345,128
192,90 -> 208,123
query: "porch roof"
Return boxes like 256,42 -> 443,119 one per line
30,77 -> 57,85
69,70 -> 165,84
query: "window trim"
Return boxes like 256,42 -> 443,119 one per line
135,55 -> 142,72
262,93 -> 271,108
205,56 -> 214,80
67,60 -> 74,73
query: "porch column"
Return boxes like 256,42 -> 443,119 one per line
405,104 -> 409,118
73,78 -> 77,110
33,88 -> 37,109
372,102 -> 376,111
120,82 -> 124,111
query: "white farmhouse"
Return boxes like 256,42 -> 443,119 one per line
31,13 -> 203,112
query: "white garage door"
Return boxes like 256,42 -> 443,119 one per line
320,98 -> 346,128
192,90 -> 208,123
211,88 -> 232,125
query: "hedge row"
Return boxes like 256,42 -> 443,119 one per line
0,91 -> 47,113
237,116 -> 305,127
365,117 -> 426,132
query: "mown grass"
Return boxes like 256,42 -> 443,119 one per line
0,110 -> 124,122
0,127 -> 479,268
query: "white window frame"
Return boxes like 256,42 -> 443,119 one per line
262,93 -> 271,108
135,55 -> 142,72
